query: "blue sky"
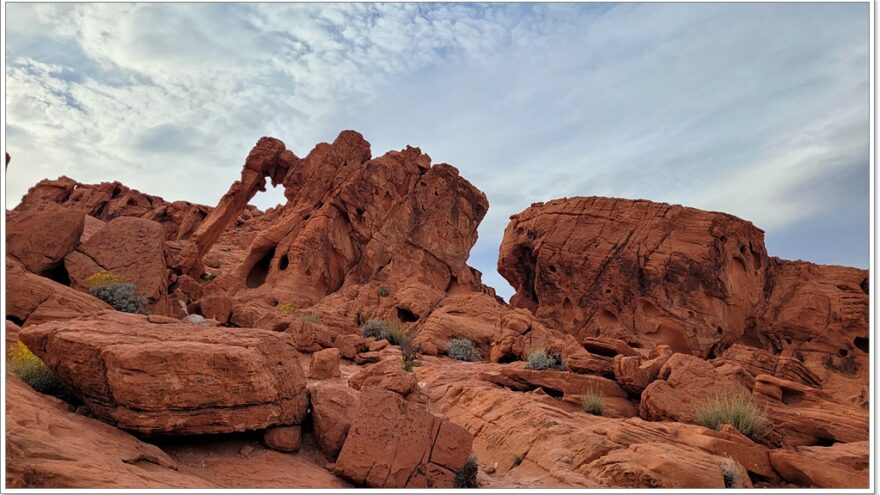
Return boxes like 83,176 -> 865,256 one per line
5,3 -> 869,300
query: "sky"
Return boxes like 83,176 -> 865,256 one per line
5,3 -> 870,300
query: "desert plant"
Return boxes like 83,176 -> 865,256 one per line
301,312 -> 321,323
400,337 -> 418,372
361,319 -> 388,339
453,455 -> 479,488
200,273 -> 217,281
90,282 -> 147,314
579,389 -> 604,416
719,458 -> 739,488
512,453 -> 524,467
526,349 -> 565,370
377,287 -> 390,297
694,390 -> 772,441
7,341 -> 65,395
276,303 -> 296,315
384,321 -> 405,345
448,338 -> 480,361
84,270 -> 124,289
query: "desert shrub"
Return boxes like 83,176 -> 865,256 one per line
276,303 -> 296,315
377,287 -> 390,297
384,321 -> 405,345
7,341 -> 65,396
694,390 -> 771,441
400,337 -> 418,372
90,283 -> 147,314
453,455 -> 479,488
200,273 -> 217,281
720,458 -> 739,488
579,389 -> 604,416
526,349 -> 565,370
512,453 -> 524,467
85,270 -> 124,289
361,320 -> 387,339
301,312 -> 321,323
448,338 -> 480,361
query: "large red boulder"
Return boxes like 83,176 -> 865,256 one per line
19,311 -> 309,435
7,206 -> 84,277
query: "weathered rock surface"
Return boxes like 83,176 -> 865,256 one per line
309,348 -> 341,379
6,257 -> 112,327
310,383 -> 361,460
19,311 -> 309,435
348,359 -> 418,396
6,375 -> 216,488
263,425 -> 303,453
769,441 -> 868,488
7,206 -> 84,277
334,387 -> 473,488
64,217 -> 170,314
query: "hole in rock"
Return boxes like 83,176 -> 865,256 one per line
6,316 -> 25,327
278,254 -> 289,271
604,288 -> 612,295
512,244 -> 539,308
548,265 -> 557,273
303,214 -> 311,221
43,262 -> 71,286
518,385 -> 563,398
781,387 -> 805,405
719,235 -> 727,242
396,307 -> 419,323
356,207 -> 365,217
273,322 -> 290,332
111,185 -> 122,199
854,336 -> 869,353
838,348 -> 849,357
496,353 -> 518,364
716,327 -> 723,335
246,246 -> 275,288
813,436 -> 836,447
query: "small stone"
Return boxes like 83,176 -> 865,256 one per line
263,425 -> 302,453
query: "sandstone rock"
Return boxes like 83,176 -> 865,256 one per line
752,374 -> 867,447
613,345 -> 673,394
499,197 -> 768,356
20,311 -> 309,435
7,206 -> 84,276
263,425 -> 302,453
309,348 -> 341,379
334,387 -> 473,488
178,137 -> 294,276
6,375 -> 215,488
6,257 -> 112,327
6,320 -> 21,347
199,294 -> 234,323
64,217 -> 170,314
640,353 -> 748,423
769,441 -> 868,488
334,333 -> 365,360
354,351 -> 381,364
349,359 -> 417,396
718,343 -> 820,387
310,383 -> 361,460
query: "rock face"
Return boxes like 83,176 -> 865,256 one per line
348,359 -> 418,396
769,441 -> 868,488
19,311 -> 309,435
6,375 -> 216,488
214,130 -> 489,329
334,387 -> 473,488
6,257 -> 112,327
310,383 -> 361,460
498,197 -> 868,403
7,206 -> 85,278
64,217 -> 170,314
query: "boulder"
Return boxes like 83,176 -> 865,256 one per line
613,345 -> 673,394
6,257 -> 112,327
19,311 -> 309,435
640,353 -> 748,423
769,441 -> 868,488
334,387 -> 473,488
6,206 -> 84,276
310,383 -> 361,460
309,348 -> 341,379
718,344 -> 820,387
498,197 -> 768,356
64,217 -> 170,314
349,359 -> 417,396
263,425 -> 302,453
333,333 -> 365,360
6,375 -> 215,488
199,295 -> 234,323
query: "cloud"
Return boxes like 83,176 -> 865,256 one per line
5,3 -> 869,300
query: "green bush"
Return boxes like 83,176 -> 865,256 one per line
400,337 -> 417,372
579,389 -> 604,416
384,321 -> 405,345
694,390 -> 771,441
448,338 -> 480,361
453,455 -> 479,488
526,349 -> 565,370
361,319 -> 387,339
377,287 -> 390,297
200,273 -> 217,281
8,341 -> 66,396
360,320 -> 405,345
90,283 -> 147,314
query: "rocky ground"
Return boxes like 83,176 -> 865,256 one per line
4,131 -> 869,489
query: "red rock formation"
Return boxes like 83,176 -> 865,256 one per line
6,375 -> 216,488
177,137 -> 295,277
19,311 -> 309,435
334,387 -> 473,488
7,206 -> 84,277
